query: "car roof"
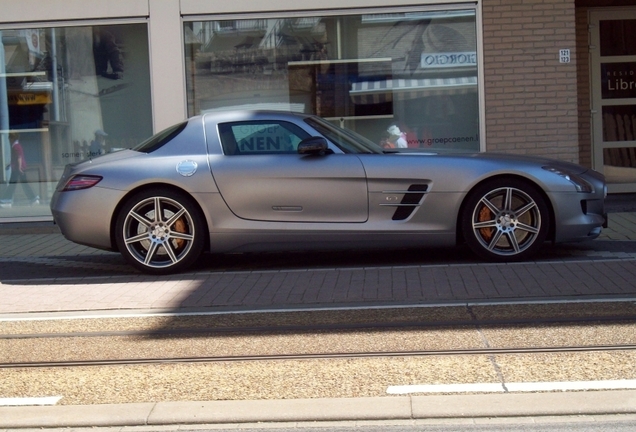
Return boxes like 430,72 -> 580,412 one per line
199,110 -> 313,124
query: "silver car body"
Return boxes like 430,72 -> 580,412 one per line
50,111 -> 606,273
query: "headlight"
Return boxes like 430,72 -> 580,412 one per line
542,166 -> 594,193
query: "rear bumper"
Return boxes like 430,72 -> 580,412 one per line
50,187 -> 123,251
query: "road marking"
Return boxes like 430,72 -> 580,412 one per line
0,396 -> 62,406
387,379 -> 636,394
1,297 -> 636,322
388,383 -> 505,394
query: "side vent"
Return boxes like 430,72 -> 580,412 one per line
391,184 -> 428,221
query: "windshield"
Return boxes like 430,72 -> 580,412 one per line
134,121 -> 188,153
304,117 -> 384,154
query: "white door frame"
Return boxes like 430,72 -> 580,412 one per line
590,8 -> 636,193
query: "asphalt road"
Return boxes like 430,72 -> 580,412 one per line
1,211 -> 636,429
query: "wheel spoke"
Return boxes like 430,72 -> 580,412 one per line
162,243 -> 179,264
125,231 -> 150,245
129,210 -> 152,228
503,187 -> 513,211
166,207 -> 187,226
473,219 -> 498,229
506,232 -> 521,253
143,241 -> 160,265
516,222 -> 540,235
515,201 -> 537,218
481,196 -> 500,214
486,230 -> 504,251
152,197 -> 162,222
170,231 -> 194,241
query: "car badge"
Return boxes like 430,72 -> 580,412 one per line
176,160 -> 197,177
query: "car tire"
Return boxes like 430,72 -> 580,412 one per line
461,178 -> 550,262
115,189 -> 205,274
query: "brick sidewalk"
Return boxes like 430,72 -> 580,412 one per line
1,213 -> 635,315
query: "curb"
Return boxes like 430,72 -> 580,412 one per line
1,391 -> 636,428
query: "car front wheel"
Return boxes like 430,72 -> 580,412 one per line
461,178 -> 550,262
115,189 -> 205,274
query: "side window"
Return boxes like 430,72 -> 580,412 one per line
218,121 -> 311,155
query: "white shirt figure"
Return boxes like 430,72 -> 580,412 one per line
387,125 -> 408,148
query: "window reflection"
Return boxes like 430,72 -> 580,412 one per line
600,19 -> 636,57
602,106 -> 636,141
184,9 -> 480,152
0,24 -> 152,218
604,147 -> 636,183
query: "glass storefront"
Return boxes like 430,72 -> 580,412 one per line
593,14 -> 636,189
184,8 -> 479,152
0,7 -> 482,221
0,23 -> 153,219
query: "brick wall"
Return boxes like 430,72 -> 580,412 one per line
482,0 -> 580,162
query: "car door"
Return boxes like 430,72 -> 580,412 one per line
209,119 -> 368,223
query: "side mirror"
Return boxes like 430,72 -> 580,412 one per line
298,137 -> 329,155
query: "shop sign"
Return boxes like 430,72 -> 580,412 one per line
8,91 -> 52,105
421,52 -> 476,69
601,62 -> 636,99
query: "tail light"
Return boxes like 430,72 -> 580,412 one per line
60,175 -> 103,191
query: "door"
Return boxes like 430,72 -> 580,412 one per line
591,9 -> 636,192
210,119 -> 368,223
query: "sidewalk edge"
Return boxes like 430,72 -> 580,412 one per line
1,391 -> 636,428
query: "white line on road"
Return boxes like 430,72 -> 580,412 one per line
1,297 -> 636,322
387,379 -> 636,394
0,396 -> 62,406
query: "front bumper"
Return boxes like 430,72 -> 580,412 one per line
550,191 -> 607,243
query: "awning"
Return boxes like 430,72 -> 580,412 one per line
350,76 -> 477,104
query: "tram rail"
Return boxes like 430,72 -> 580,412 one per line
2,305 -> 636,369
3,303 -> 636,406
3,343 -> 636,369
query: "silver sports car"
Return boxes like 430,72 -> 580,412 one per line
50,111 -> 607,274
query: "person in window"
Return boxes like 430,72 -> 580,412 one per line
93,27 -> 124,80
0,132 -> 39,208
385,125 -> 408,148
89,129 -> 108,156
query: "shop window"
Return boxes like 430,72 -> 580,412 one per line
184,8 -> 479,152
602,105 -> 636,143
602,104 -> 636,183
603,147 -> 636,183
600,19 -> 636,57
0,23 -> 152,218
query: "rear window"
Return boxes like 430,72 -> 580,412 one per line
134,121 -> 187,153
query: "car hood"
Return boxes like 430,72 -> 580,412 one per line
470,152 -> 600,176
396,149 -> 592,175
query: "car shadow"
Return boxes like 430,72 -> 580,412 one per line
3,240 -> 636,281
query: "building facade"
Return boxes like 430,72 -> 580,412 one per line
0,0 -> 633,222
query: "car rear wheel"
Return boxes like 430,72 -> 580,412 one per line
115,189 -> 205,274
461,178 -> 549,262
